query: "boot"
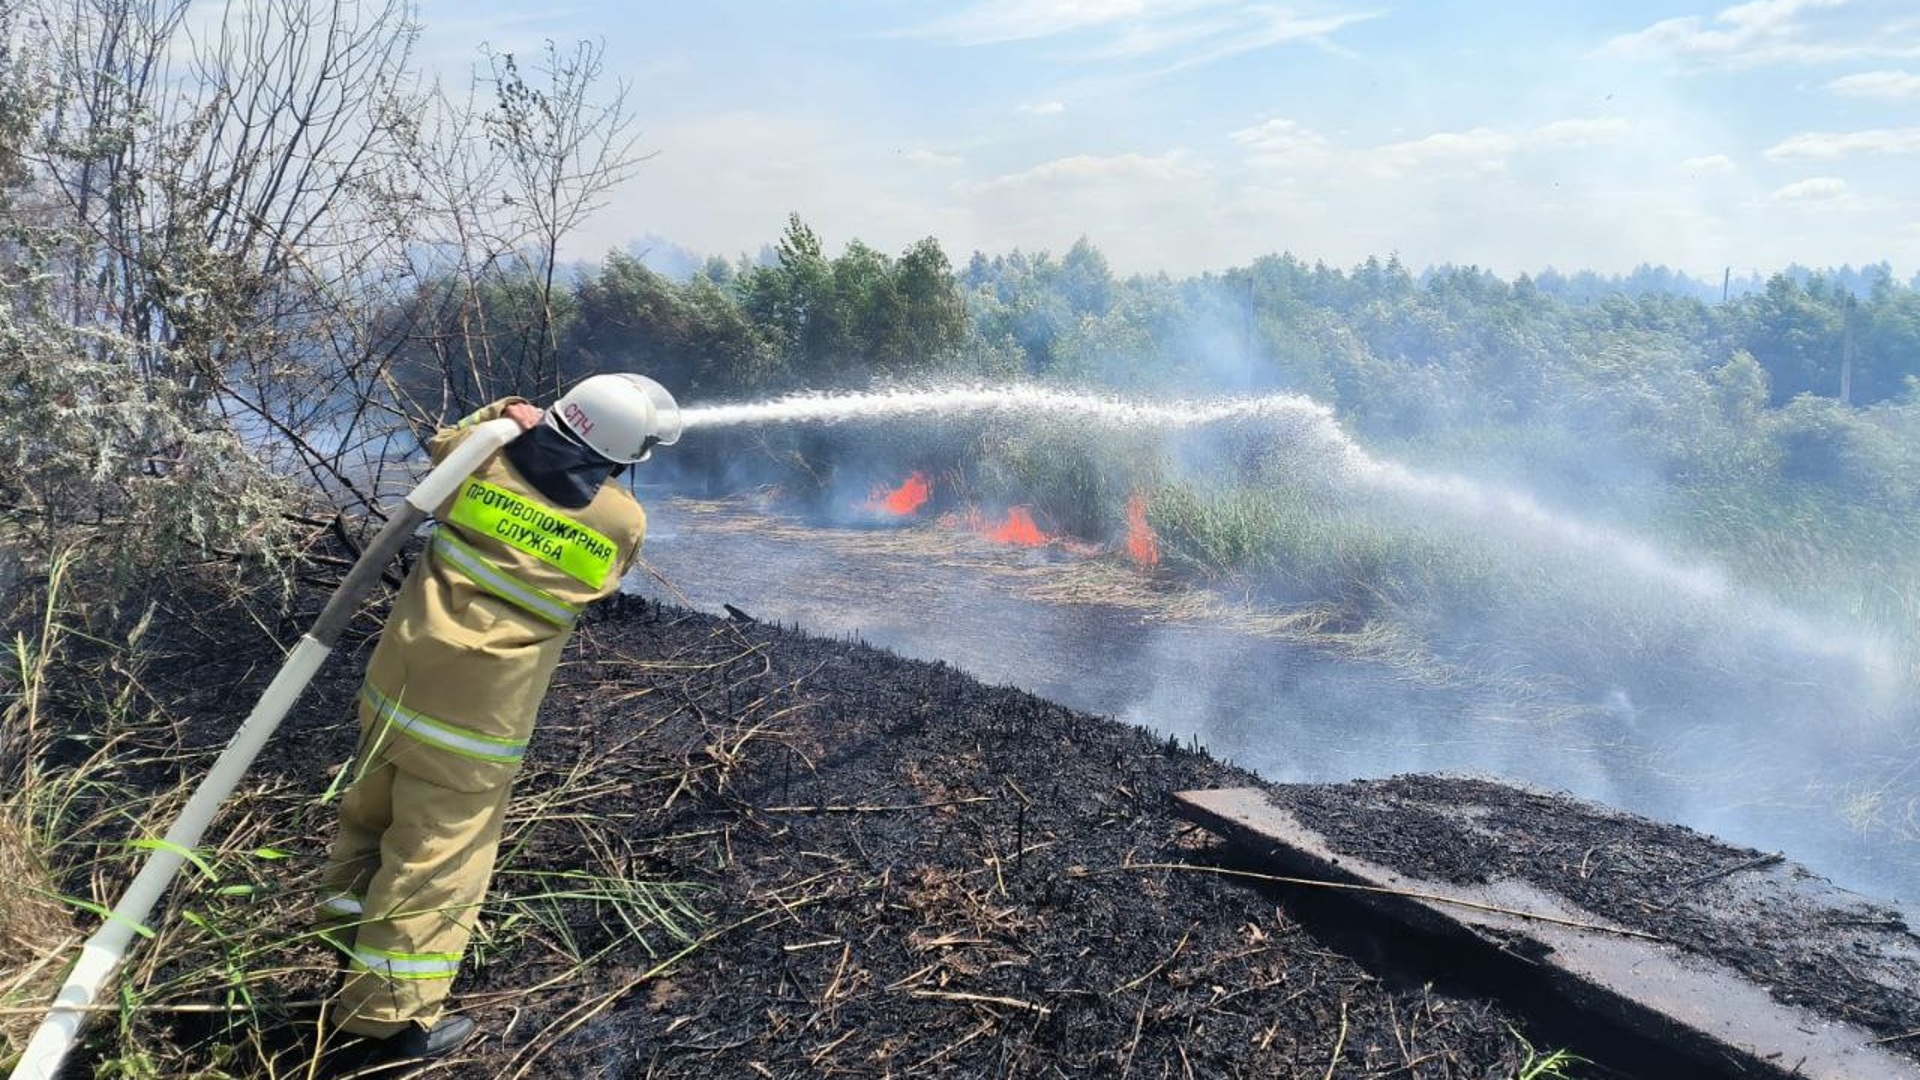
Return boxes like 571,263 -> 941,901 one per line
375,1015 -> 477,1061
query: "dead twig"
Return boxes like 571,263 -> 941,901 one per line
907,1018 -> 995,1073
907,989 -> 1051,1015
1111,924 -> 1194,996
755,796 -> 991,814
1119,985 -> 1150,1079
1658,852 -> 1785,908
814,942 -> 853,1024
501,903 -> 793,1080
808,1026 -> 857,1066
1871,1029 -> 1920,1045
1323,999 -> 1349,1080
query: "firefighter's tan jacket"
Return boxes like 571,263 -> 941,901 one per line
359,399 -> 646,793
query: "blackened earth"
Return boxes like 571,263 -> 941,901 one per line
70,582 -> 1920,1078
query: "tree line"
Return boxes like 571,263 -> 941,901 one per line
387,214 -> 1919,532
419,213 -> 1920,424
3,0 -> 1915,605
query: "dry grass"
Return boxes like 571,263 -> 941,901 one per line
651,496 -> 1587,729
0,579 -> 736,1078
0,813 -> 73,1061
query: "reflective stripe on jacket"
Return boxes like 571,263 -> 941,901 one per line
430,529 -> 580,627
362,399 -> 646,791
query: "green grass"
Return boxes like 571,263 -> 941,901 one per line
1510,1027 -> 1587,1079
944,416 -> 1918,703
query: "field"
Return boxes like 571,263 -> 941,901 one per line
8,566 -> 1917,1077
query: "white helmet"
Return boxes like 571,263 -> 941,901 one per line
547,373 -> 682,464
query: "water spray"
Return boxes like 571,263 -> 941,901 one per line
679,384 -> 1898,679
680,383 -> 1352,441
8,419 -> 524,1080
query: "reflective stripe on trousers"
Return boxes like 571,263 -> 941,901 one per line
430,528 -> 579,627
350,944 -> 461,981
359,683 -> 529,764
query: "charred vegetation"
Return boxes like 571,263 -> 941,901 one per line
11,563 -> 1913,1077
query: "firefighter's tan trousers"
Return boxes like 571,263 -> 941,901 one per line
320,701 -> 512,1038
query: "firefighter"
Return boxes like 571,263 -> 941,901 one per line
316,373 -> 680,1062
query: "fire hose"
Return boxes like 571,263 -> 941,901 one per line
8,418 -> 524,1080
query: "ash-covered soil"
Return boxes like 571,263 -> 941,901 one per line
1274,776 -> 1920,1058
56,582 -> 1919,1078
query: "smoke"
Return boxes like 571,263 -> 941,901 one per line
1357,457 -> 1901,682
646,379 -> 1919,901
671,379 -> 1918,714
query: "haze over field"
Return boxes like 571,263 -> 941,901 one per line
11,1 -> 1920,1076
412,0 -> 1920,277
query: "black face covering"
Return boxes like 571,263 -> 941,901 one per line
504,422 -> 620,509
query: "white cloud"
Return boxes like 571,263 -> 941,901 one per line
1351,118 -> 1628,179
1762,176 -> 1858,205
966,150 -> 1205,195
900,0 -> 1380,75
1204,112 -> 1772,275
522,6 -> 1920,281
1602,0 -> 1920,67
906,0 -> 1225,46
1368,128 -> 1516,178
1721,0 -> 1846,32
902,148 -> 963,167
412,1 -> 594,70
1142,10 -> 1382,75
1228,118 -> 1332,159
1681,153 -> 1739,174
951,151 -> 1226,272
1090,7 -> 1242,58
1826,69 -> 1920,97
1765,127 -> 1920,158
575,110 -> 971,264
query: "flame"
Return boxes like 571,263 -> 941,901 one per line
890,483 -> 1152,565
1125,492 -> 1161,568
986,506 -> 1050,547
867,472 -> 931,516
943,504 -> 1055,547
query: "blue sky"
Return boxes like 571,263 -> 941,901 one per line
416,0 -> 1920,277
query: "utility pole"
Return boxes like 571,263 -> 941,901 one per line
1722,267 -> 1731,304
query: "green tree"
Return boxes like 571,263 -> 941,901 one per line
1742,275 -> 1844,404
565,252 -> 776,400
888,237 -> 971,374
962,248 -> 1073,374
739,218 -> 972,386
1058,237 -> 1114,317
741,214 -> 842,383
1856,282 -> 1920,405
4,0 -> 640,576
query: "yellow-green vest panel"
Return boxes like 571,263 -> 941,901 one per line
363,402 -> 646,788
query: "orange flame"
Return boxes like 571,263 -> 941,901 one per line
987,506 -> 1050,547
867,472 -> 930,516
1125,493 -> 1161,568
945,504 -> 1055,547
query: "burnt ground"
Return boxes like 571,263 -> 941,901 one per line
36,578 -> 1920,1079
1272,776 -> 1920,1057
